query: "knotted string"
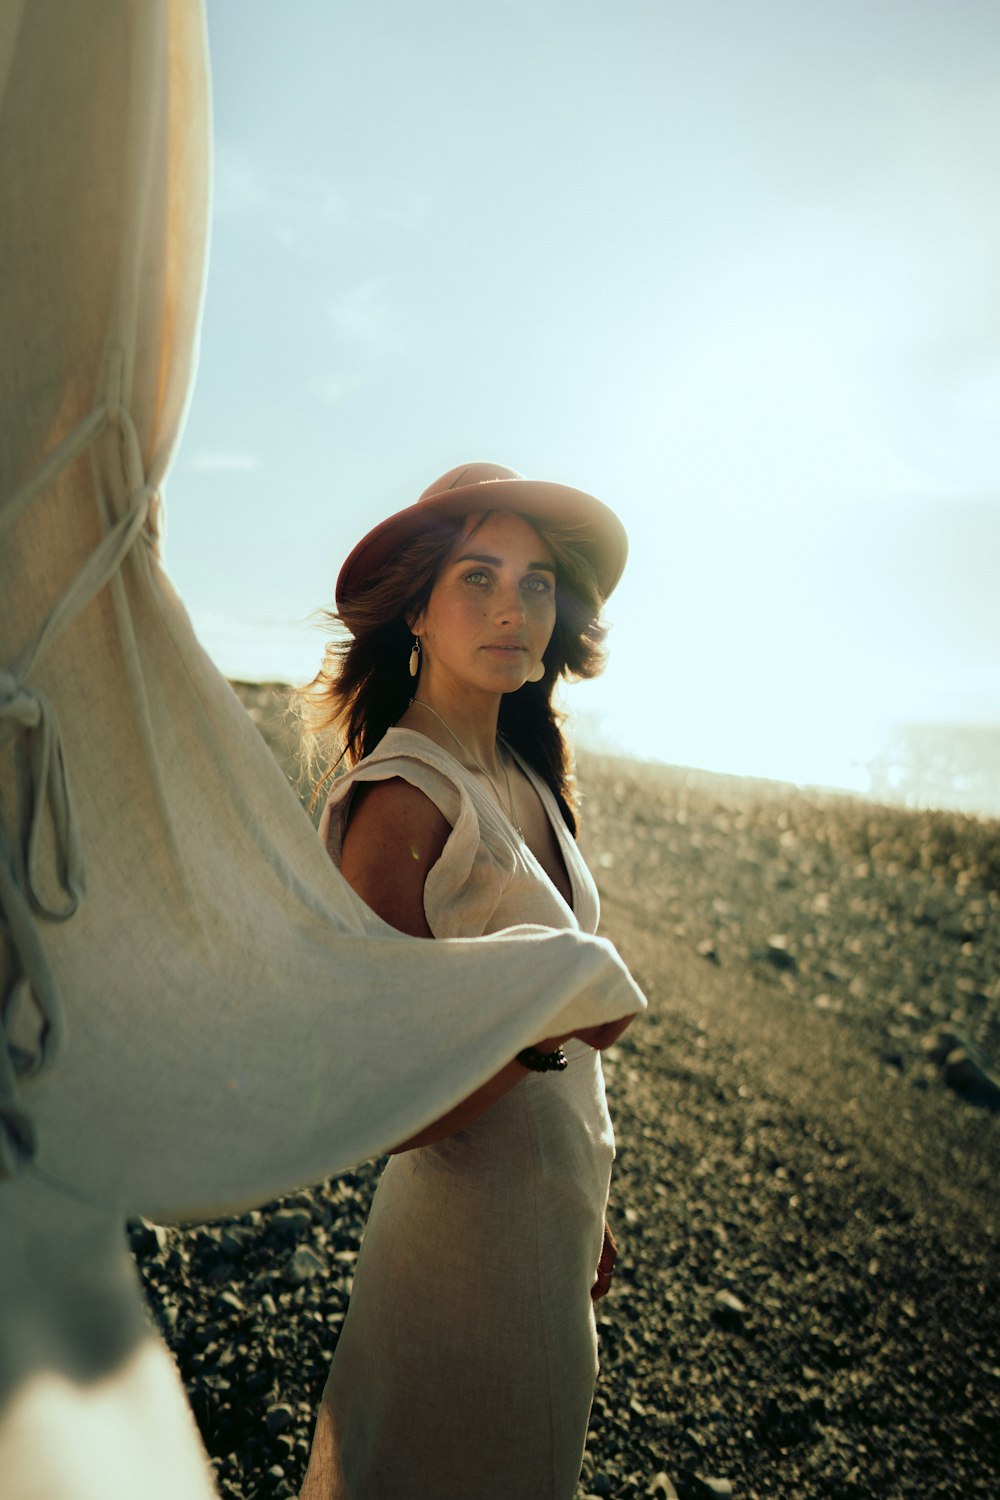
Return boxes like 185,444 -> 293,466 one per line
0,394 -> 155,1176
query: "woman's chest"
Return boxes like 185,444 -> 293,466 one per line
520,799 -> 574,907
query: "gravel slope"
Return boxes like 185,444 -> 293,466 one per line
133,692 -> 1000,1499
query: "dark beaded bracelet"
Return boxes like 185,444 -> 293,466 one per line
516,1045 -> 569,1073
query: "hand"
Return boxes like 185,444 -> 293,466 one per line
591,1220 -> 618,1302
573,1014 -> 634,1052
528,1033 -> 572,1056
527,1010 -> 634,1061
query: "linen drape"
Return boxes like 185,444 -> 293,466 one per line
0,4 -> 643,1494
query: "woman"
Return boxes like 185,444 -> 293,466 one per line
298,462 -> 635,1500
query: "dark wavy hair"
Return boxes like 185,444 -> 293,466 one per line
297,512 -> 609,834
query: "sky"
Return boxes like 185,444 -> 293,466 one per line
164,0 -> 1000,805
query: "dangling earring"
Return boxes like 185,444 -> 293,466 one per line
527,659 -> 545,683
408,636 -> 421,678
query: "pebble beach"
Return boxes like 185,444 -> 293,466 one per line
132,685 -> 1000,1499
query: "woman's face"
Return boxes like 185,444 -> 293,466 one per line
411,512 -> 557,698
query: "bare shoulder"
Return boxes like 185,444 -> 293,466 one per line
340,776 -> 451,938
342,775 -> 451,854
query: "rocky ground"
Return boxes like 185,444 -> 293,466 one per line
133,686 -> 1000,1499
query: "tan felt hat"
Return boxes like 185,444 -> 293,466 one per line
336,462 -> 628,624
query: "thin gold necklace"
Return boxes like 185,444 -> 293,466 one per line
410,699 -> 523,837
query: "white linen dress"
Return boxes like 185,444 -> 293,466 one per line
301,728 -> 615,1500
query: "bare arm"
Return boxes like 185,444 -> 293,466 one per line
339,778 -> 572,1150
340,777 -> 449,939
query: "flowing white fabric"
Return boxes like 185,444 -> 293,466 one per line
0,4 -> 644,1496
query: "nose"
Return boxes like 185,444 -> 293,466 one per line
494,584 -> 525,625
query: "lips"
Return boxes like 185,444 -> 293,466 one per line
483,638 -> 528,652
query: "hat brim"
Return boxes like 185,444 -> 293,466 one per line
336,476 -> 627,624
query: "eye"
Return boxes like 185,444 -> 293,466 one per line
522,574 -> 553,595
462,569 -> 491,587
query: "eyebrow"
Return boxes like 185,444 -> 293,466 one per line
454,552 -> 557,574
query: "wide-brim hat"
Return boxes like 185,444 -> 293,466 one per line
336,462 -> 628,625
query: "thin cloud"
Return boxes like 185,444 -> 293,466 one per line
188,452 -> 259,473
213,146 -> 353,245
377,185 -> 431,229
325,280 -> 404,358
323,187 -> 351,224
212,143 -> 270,218
310,373 -> 366,406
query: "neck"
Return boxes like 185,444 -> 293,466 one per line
403,684 -> 503,774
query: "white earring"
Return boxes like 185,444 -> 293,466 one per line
408,636 -> 421,678
527,659 -> 545,683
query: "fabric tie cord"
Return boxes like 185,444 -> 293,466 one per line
0,391 -> 155,1179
